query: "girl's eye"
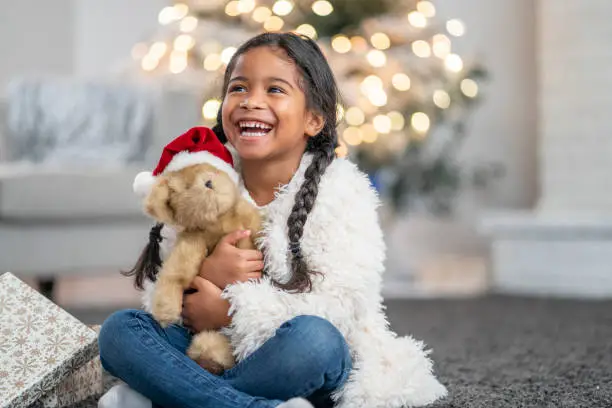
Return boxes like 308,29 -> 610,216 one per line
269,86 -> 285,94
229,85 -> 246,93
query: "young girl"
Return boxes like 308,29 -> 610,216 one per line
98,32 -> 446,408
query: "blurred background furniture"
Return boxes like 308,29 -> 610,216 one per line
0,79 -> 201,299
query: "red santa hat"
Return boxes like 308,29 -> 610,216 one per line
133,127 -> 239,197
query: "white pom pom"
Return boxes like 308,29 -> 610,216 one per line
133,171 -> 155,198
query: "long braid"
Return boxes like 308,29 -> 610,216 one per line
274,137 -> 336,292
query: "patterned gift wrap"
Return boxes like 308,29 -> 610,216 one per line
0,273 -> 98,408
39,356 -> 103,408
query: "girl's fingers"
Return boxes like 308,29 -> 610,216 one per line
191,276 -> 206,290
220,230 -> 251,247
246,260 -> 265,272
240,249 -> 264,261
248,272 -> 263,280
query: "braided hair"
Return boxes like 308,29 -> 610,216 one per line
122,222 -> 163,290
213,32 -> 340,293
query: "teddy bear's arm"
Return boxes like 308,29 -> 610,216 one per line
151,231 -> 209,326
163,231 -> 210,284
233,199 -> 263,250
245,206 -> 262,235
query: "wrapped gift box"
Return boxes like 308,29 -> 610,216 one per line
39,356 -> 103,408
0,272 -> 99,408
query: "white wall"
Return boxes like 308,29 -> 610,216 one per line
537,0 -> 612,214
74,0 -> 168,77
0,0 -> 75,91
0,0 -> 167,90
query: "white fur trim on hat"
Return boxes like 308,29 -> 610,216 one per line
133,171 -> 155,198
164,150 -> 240,185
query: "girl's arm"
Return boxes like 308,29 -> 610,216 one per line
182,276 -> 231,331
181,230 -> 264,332
199,230 -> 264,289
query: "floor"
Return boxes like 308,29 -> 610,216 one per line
12,271 -> 611,407
388,296 -> 612,408
59,292 -> 612,408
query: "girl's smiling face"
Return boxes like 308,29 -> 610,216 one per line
221,46 -> 323,162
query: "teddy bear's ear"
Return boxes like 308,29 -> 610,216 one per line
144,177 -> 174,223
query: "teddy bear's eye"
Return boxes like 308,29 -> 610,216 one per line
205,180 -> 213,189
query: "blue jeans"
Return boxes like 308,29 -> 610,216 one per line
99,310 -> 352,408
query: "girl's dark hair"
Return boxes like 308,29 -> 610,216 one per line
213,32 -> 340,293
122,222 -> 163,290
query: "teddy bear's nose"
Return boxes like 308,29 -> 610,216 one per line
205,180 -> 213,189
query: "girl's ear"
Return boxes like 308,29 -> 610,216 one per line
305,111 -> 325,137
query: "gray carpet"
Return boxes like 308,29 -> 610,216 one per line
66,295 -> 612,407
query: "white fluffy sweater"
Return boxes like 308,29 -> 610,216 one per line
142,153 -> 447,407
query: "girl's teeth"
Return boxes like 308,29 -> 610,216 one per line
241,130 -> 268,137
239,121 -> 272,130
238,121 -> 273,137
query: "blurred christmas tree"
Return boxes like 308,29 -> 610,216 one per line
128,0 -> 495,214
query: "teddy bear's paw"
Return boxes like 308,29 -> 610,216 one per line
151,297 -> 181,328
188,331 -> 235,373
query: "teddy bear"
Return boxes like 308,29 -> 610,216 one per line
130,127 -> 262,374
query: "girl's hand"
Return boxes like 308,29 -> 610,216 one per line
182,277 -> 231,332
199,230 -> 264,290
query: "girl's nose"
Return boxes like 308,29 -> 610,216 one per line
241,98 -> 265,110
240,89 -> 266,110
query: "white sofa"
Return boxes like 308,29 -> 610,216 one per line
0,84 -> 201,298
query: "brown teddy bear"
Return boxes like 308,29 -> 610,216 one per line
128,127 -> 261,374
